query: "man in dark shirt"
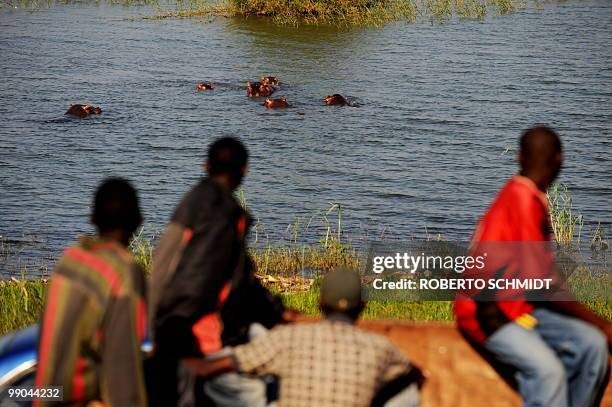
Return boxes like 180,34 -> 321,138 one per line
149,137 -> 289,406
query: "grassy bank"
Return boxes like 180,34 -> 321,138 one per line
2,277 -> 610,336
0,279 -> 47,335
0,278 -> 455,335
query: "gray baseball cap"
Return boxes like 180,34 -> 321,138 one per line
320,268 -> 362,311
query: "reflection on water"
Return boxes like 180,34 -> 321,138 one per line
0,1 -> 610,276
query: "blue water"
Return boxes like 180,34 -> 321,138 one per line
0,1 -> 610,276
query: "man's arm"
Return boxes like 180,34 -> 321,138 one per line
35,275 -> 90,407
186,326 -> 289,378
520,197 -> 611,342
371,343 -> 424,407
101,293 -> 147,407
184,355 -> 237,378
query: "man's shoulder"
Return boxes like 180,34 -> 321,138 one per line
172,179 -> 243,226
478,177 -> 546,238
492,177 -> 545,211
304,321 -> 398,349
352,325 -> 400,350
56,241 -> 140,297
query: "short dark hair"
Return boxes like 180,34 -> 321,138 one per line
520,126 -> 562,159
92,178 -> 142,235
207,137 -> 249,179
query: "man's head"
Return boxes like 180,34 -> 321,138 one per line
519,126 -> 563,191
206,137 -> 249,191
91,178 -> 142,245
320,268 -> 364,321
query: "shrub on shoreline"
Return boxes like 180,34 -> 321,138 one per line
146,0 -> 528,26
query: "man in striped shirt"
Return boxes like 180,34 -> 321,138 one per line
35,178 -> 148,407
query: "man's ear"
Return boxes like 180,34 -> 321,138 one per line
241,164 -> 248,177
204,161 -> 211,174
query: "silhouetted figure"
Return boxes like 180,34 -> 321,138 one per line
35,178 -> 147,407
149,137 -> 292,407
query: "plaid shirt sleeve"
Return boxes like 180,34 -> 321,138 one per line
233,326 -> 290,375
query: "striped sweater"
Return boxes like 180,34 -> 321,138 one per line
35,236 -> 147,407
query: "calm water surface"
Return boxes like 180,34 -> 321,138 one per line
0,1 -> 610,275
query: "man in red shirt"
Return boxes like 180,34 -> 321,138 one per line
455,126 -> 610,407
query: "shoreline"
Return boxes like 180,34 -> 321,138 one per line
2,276 -> 610,336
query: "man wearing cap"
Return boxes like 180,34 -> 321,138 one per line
185,269 -> 423,407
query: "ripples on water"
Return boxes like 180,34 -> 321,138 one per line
0,1 -> 610,275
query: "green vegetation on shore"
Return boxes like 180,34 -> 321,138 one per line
1,278 -> 610,336
5,0 -> 532,26
0,279 -> 46,335
0,278 -> 455,335
1,184 -> 609,336
146,0 -> 527,26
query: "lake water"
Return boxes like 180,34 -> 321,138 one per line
0,1 -> 610,276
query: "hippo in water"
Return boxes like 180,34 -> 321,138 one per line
196,82 -> 215,91
65,104 -> 102,117
261,76 -> 279,86
247,81 -> 275,97
324,94 -> 349,106
264,97 -> 289,109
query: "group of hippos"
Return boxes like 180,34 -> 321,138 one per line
65,75 -> 350,117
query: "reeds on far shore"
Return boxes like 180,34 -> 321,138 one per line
547,183 -> 584,249
0,278 -> 46,335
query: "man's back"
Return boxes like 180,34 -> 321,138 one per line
473,175 -> 550,242
234,319 -> 413,407
151,178 -> 249,356
35,236 -> 147,407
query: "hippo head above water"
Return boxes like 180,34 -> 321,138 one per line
65,104 -> 102,117
247,81 -> 275,97
324,94 -> 348,106
261,76 -> 279,86
264,96 -> 289,109
196,82 -> 215,91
